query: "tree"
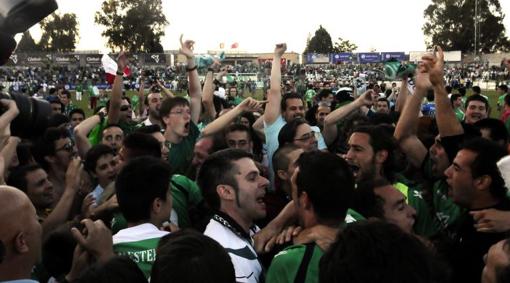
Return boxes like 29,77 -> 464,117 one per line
304,25 -> 334,54
16,31 -> 41,52
39,13 -> 79,52
95,0 -> 168,53
333,37 -> 358,53
423,0 -> 510,53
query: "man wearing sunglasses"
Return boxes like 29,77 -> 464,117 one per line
32,127 -> 81,204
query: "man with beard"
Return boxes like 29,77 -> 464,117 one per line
141,87 -> 164,127
444,138 -> 510,283
394,47 -> 476,238
160,36 -> 202,176
198,149 -> 269,283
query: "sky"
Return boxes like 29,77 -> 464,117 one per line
26,0 -> 510,54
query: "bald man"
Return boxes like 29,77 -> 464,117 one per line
0,185 -> 42,282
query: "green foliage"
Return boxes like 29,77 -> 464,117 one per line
17,31 -> 41,52
333,37 -> 358,53
304,25 -> 334,54
39,13 -> 79,52
95,0 -> 168,53
423,0 -> 510,53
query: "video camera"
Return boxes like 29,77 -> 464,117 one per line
0,0 -> 58,138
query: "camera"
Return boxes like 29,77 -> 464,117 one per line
0,91 -> 51,139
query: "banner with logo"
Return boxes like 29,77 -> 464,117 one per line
306,53 -> 330,64
144,53 -> 167,65
330,53 -> 354,63
358,53 -> 381,64
380,52 -> 407,61
83,54 -> 102,65
53,54 -> 80,65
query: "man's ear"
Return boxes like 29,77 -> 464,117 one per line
375,150 -> 388,165
276,169 -> 289,181
152,197 -> 163,215
216,185 -> 235,201
14,232 -> 29,254
474,175 -> 492,192
300,191 -> 312,210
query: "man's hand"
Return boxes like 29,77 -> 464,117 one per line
274,43 -> 287,57
0,99 -> 19,116
71,219 -> 114,263
420,46 -> 445,87
238,97 -> 268,113
356,89 -> 375,107
179,34 -> 195,60
414,62 -> 432,91
65,157 -> 83,191
117,51 -> 128,72
470,209 -> 510,233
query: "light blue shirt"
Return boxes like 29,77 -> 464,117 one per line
264,115 -> 327,190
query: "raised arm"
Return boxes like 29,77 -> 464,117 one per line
425,47 -> 463,137
263,43 -> 287,125
107,52 -> 127,124
202,97 -> 266,136
74,111 -> 105,158
322,90 -> 374,146
393,64 -> 429,168
136,71 -> 146,118
157,79 -> 175,99
202,69 -> 217,121
180,35 -> 202,124
394,77 -> 409,113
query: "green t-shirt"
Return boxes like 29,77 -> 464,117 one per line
167,121 -> 200,176
266,244 -> 323,283
454,108 -> 465,121
498,93 -> 508,107
170,174 -> 204,229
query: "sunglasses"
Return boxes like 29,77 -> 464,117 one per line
56,142 -> 74,152
120,105 -> 131,111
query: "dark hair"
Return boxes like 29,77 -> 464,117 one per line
115,156 -> 171,223
225,123 -> 252,142
460,138 -> 508,199
472,86 -> 481,94
75,256 -> 147,283
351,125 -> 398,183
106,96 -> 131,112
273,144 -> 302,176
47,113 -> 70,128
369,113 -> 394,126
498,84 -> 509,92
473,118 -> 508,145
317,89 -> 332,100
33,126 -> 71,169
197,149 -> 253,210
42,223 -> 76,279
61,90 -> 71,99
295,151 -> 355,222
278,118 -> 308,148
465,94 -> 489,112
320,221 -> 450,283
84,144 -> 116,174
159,96 -> 190,118
151,230 -> 235,283
351,179 -> 389,219
445,85 -> 453,93
122,132 -> 161,160
7,164 -> 43,192
377,97 -> 390,109
280,92 -> 304,112
69,108 -> 85,119
450,93 -> 462,106
135,124 -> 162,135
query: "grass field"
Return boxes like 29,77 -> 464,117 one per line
69,88 -> 503,119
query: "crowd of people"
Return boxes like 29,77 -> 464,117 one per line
2,36 -> 510,283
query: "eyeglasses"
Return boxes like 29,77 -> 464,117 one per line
169,109 -> 191,116
120,105 -> 131,111
294,131 -> 320,142
56,142 -> 75,152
